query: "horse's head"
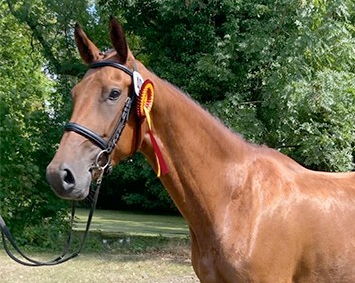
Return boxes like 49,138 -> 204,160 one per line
47,18 -> 142,200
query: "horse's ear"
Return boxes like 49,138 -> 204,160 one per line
74,23 -> 101,65
109,17 -> 128,64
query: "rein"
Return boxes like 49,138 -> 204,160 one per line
0,173 -> 102,266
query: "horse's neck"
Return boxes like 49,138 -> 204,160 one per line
139,65 -> 251,236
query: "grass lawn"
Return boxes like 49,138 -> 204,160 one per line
0,209 -> 199,282
0,253 -> 199,283
75,209 -> 190,238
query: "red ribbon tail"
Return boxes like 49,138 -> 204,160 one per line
148,130 -> 169,176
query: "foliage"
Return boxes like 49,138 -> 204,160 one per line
256,0 -> 355,170
0,1 -> 68,243
104,0 -> 355,170
99,154 -> 175,213
1,0 -> 355,238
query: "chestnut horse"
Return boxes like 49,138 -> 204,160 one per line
46,18 -> 355,283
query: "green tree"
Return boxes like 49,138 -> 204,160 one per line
101,0 -> 355,171
3,0 -> 355,223
254,0 -> 355,170
0,1 -> 68,244
3,0 -> 171,216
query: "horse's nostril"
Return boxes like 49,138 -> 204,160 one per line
63,169 -> 75,186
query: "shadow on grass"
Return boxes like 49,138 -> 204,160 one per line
0,209 -> 192,266
82,231 -> 192,264
0,231 -> 192,266
74,209 -> 190,238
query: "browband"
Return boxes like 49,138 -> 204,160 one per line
90,61 -> 133,77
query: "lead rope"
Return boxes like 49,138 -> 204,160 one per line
0,170 -> 103,266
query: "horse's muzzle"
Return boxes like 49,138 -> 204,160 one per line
46,162 -> 91,200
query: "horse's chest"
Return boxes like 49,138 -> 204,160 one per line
191,242 -> 249,283
193,250 -> 233,283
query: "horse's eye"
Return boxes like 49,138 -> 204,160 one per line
109,89 -> 121,101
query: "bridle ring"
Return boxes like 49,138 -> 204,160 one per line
95,150 -> 111,171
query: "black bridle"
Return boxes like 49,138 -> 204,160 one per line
65,61 -> 140,173
0,61 -> 139,266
